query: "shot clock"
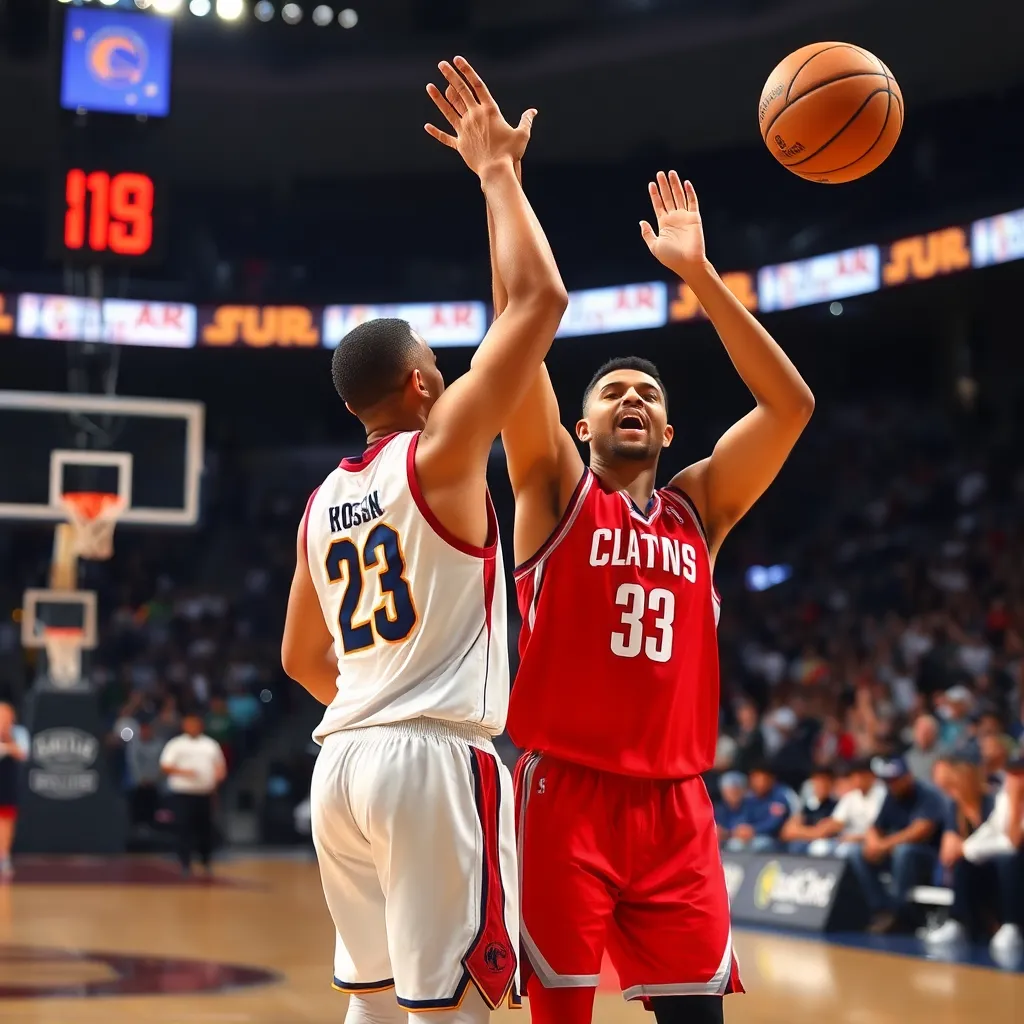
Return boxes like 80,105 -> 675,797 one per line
52,166 -> 166,265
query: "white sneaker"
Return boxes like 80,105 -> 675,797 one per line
924,919 -> 966,945
990,924 -> 1023,956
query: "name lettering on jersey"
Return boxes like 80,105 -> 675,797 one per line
328,491 -> 384,532
589,527 -> 698,582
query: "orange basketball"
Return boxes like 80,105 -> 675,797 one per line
758,42 -> 903,183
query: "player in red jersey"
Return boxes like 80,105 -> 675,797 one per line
490,169 -> 814,1024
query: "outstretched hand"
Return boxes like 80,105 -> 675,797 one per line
425,56 -> 536,176
640,170 -> 708,278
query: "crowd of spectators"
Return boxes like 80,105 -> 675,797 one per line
707,400 -> 1024,956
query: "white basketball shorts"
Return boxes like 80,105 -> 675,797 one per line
310,718 -> 521,1013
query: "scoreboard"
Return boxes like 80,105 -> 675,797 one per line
63,168 -> 158,259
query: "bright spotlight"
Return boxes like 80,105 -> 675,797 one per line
216,0 -> 245,18
281,2 -> 301,23
254,0 -> 274,18
829,301 -> 844,316
152,0 -> 184,13
338,7 -> 357,27
100,0 -> 121,6
190,0 -> 211,13
134,0 -> 154,8
312,4 -> 332,25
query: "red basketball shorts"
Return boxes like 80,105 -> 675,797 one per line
513,752 -> 742,1002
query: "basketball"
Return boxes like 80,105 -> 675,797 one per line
758,42 -> 903,183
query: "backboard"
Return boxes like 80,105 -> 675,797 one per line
0,390 -> 204,526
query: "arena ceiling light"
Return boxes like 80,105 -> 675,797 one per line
281,2 -> 302,23
189,0 -> 212,14
134,0 -> 154,9
152,0 -> 184,13
254,0 -> 274,19
100,0 -> 121,6
312,4 -> 332,25
338,7 -> 357,27
216,0 -> 245,18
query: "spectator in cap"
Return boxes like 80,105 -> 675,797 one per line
848,755 -> 946,933
714,772 -> 749,845
905,713 -> 941,785
924,750 -> 1024,960
807,757 -> 886,858
781,764 -> 837,854
724,761 -> 797,853
939,686 -> 974,749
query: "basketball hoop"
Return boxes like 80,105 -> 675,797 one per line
42,626 -> 84,688
61,491 -> 123,561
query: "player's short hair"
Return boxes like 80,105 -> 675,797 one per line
581,356 -> 667,415
331,318 -> 423,412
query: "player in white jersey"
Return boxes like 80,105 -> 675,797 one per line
281,57 -> 567,1024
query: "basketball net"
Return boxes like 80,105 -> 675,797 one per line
43,626 -> 84,689
61,491 -> 123,561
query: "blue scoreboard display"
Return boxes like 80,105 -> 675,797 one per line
60,7 -> 172,118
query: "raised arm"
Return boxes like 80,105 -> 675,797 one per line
641,171 -> 814,560
416,58 -> 567,500
484,159 -> 583,564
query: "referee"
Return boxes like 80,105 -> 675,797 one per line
159,713 -> 227,876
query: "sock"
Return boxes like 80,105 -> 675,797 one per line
652,994 -> 725,1024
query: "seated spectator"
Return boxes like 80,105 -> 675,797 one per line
931,751 -> 958,800
226,681 -> 262,732
723,762 -> 795,853
781,764 -> 837,853
848,755 -> 946,933
732,699 -> 765,774
714,772 -> 749,844
806,758 -> 885,858
204,695 -> 236,760
925,753 -> 1024,959
905,713 -> 941,783
980,732 -> 1010,788
938,686 -> 974,749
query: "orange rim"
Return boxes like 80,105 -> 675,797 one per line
62,491 -> 122,521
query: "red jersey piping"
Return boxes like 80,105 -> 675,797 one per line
406,432 -> 498,559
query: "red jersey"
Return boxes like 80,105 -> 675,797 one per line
508,468 -> 721,779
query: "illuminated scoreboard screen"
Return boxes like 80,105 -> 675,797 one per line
52,167 -> 165,265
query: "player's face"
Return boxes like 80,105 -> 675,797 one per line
577,369 -> 673,463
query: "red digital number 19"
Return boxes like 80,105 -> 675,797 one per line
64,169 -> 155,257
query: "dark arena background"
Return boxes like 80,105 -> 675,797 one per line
0,0 -> 1023,1020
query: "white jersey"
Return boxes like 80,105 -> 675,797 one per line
306,431 -> 509,741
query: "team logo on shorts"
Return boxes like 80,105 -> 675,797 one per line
483,942 -> 509,973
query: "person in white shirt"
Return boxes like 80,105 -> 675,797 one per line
925,754 -> 1024,959
160,714 -> 226,876
805,758 -> 886,858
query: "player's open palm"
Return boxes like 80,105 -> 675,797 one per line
425,57 -> 536,176
640,171 -> 708,278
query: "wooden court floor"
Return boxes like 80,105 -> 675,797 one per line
0,857 -> 1020,1023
